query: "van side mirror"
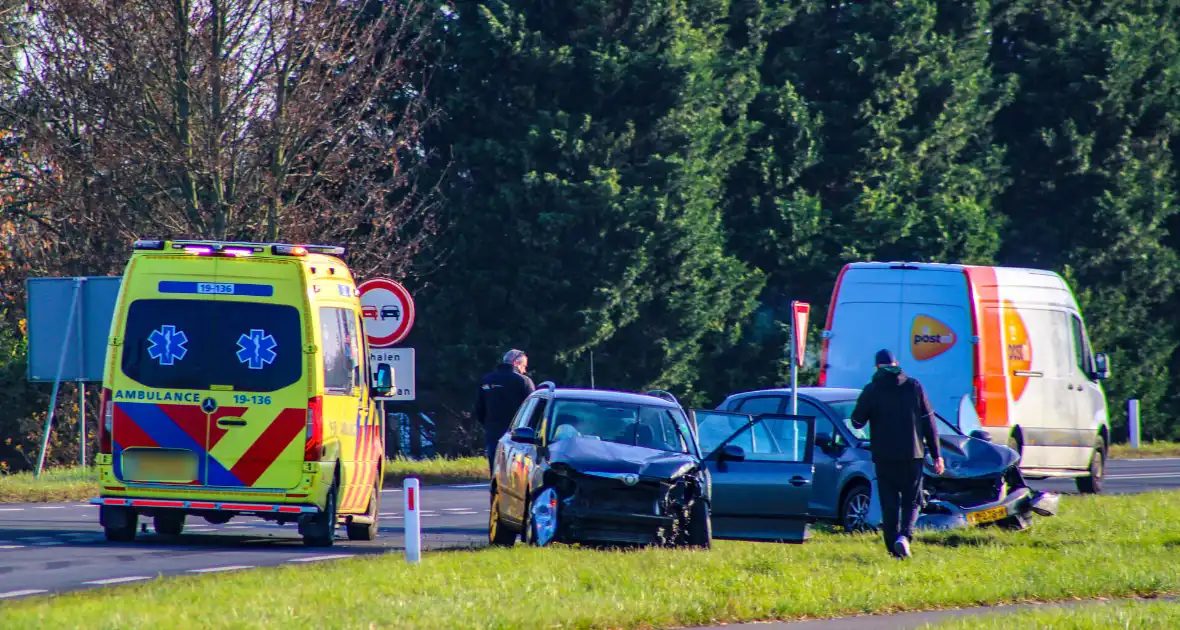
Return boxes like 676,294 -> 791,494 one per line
1093,353 -> 1110,380
372,362 -> 393,397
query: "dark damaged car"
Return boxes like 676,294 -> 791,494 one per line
488,385 -> 820,548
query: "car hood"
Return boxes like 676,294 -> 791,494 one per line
547,437 -> 698,480
928,434 -> 1020,478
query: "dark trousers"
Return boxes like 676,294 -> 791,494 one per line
876,459 -> 925,553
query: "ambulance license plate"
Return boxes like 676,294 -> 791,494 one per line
122,449 -> 199,483
966,505 -> 1008,526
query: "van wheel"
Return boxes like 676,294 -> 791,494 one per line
347,481 -> 381,541
153,512 -> 185,536
1076,436 -> 1105,494
488,490 -> 517,547
302,479 -> 339,547
101,506 -> 138,542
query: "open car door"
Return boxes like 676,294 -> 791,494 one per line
688,410 -> 816,543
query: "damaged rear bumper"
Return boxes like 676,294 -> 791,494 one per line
916,487 -> 1059,531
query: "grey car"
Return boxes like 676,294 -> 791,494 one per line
717,388 -> 875,531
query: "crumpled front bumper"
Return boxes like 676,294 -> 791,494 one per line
916,487 -> 1059,531
560,506 -> 673,545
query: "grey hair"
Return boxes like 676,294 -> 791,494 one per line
502,348 -> 527,365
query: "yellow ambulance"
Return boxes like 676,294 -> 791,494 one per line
92,239 -> 393,547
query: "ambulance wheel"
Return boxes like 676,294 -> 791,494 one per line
100,506 -> 138,542
1076,436 -> 1105,494
303,480 -> 339,547
347,481 -> 381,541
153,512 -> 185,536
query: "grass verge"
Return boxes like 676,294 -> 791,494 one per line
1,492 -> 1177,629
928,599 -> 1180,629
0,457 -> 487,504
1109,440 -> 1180,459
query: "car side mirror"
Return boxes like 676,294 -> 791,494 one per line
510,426 -> 539,445
969,429 -> 993,442
371,362 -> 393,397
1093,353 -> 1111,380
815,432 -> 834,450
720,444 -> 746,462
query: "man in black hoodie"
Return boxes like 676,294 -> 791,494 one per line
476,349 -> 536,476
851,349 -> 945,559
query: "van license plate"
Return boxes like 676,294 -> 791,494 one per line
966,505 -> 1008,526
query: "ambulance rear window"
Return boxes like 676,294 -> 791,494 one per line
121,299 -> 303,392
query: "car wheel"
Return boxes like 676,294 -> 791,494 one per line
685,498 -> 711,549
488,490 -> 517,547
101,505 -> 138,542
528,487 -> 560,547
347,480 -> 381,541
1076,436 -> 1105,494
153,512 -> 185,536
302,478 -> 339,547
839,482 -> 873,533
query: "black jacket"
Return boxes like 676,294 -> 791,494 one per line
850,369 -> 941,463
475,364 -> 536,441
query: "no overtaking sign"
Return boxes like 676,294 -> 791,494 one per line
358,278 -> 415,347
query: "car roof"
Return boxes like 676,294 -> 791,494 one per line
539,387 -> 681,409
724,387 -> 862,404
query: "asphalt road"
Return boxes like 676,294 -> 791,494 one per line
0,457 -> 1176,604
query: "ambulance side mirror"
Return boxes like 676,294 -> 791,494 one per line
372,363 -> 393,397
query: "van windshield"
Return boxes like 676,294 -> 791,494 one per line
120,299 -> 303,393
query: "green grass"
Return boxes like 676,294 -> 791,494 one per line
927,599 -> 1180,629
0,457 -> 487,504
1110,440 -> 1180,459
1,492 -> 1177,629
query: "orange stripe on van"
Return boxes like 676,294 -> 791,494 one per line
963,267 -> 1009,428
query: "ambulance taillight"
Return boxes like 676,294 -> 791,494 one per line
99,388 -> 114,454
305,396 -> 324,461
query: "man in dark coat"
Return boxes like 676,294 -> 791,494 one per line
475,349 -> 536,476
851,349 -> 945,558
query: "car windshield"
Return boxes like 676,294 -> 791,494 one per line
830,401 -> 868,441
548,400 -> 696,456
120,299 -> 303,392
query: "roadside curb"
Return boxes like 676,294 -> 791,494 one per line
687,594 -> 1180,629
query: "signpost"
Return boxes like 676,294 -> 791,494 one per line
358,278 -> 417,452
369,348 -> 416,401
790,301 -> 811,415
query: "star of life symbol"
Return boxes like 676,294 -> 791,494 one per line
147,325 -> 188,366
236,329 -> 278,370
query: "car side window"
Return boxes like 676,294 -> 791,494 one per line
737,417 -> 811,463
510,399 -> 537,431
796,400 -> 836,441
737,396 -> 783,415
526,398 -> 548,431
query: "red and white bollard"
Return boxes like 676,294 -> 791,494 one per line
404,477 -> 421,563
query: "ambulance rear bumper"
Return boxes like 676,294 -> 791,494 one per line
91,497 -> 320,514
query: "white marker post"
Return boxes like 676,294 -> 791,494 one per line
403,477 -> 421,563
1128,399 -> 1141,450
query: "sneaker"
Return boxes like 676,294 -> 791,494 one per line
893,535 -> 911,559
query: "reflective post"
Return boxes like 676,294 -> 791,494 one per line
404,477 -> 421,563
1128,399 -> 1141,449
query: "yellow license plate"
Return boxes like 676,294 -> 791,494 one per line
966,505 -> 1008,526
122,449 -> 199,483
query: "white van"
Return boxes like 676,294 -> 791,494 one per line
819,262 -> 1112,493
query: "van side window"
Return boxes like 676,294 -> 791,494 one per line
320,307 -> 357,394
1069,315 -> 1093,375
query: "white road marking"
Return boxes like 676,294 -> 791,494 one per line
0,590 -> 47,599
225,525 -> 253,529
84,576 -> 152,586
379,489 -> 403,494
34,541 -> 65,546
447,510 -> 478,515
0,508 -> 24,512
379,512 -> 400,517
446,483 -> 489,489
288,555 -> 352,563
1107,473 -> 1180,480
441,508 -> 472,512
188,565 -> 253,573
0,545 -> 26,550
33,506 -> 65,510
1116,457 -> 1180,463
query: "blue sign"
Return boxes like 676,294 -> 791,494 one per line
147,325 -> 189,366
236,329 -> 278,370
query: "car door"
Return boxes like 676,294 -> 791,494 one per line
500,398 -> 537,520
794,399 -> 844,519
690,410 -> 816,543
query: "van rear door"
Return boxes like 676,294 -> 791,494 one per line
825,267 -> 905,389
896,272 -> 973,426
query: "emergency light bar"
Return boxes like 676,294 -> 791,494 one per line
131,239 -> 345,260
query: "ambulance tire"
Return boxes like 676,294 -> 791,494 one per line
101,506 -> 138,543
153,512 -> 185,536
347,481 -> 381,541
303,478 -> 339,547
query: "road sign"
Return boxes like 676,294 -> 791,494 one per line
358,278 -> 415,347
792,301 -> 811,367
370,347 -> 416,401
26,276 -> 121,382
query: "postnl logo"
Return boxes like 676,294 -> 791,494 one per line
1003,300 -> 1032,401
911,315 -> 957,361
